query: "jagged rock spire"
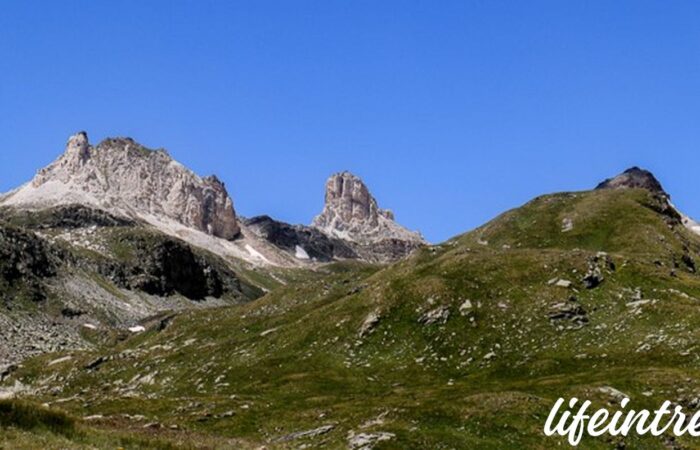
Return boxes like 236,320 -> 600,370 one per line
314,171 -> 386,232
312,171 -> 425,261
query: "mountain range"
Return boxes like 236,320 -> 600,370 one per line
0,133 -> 424,367
2,133 -> 700,449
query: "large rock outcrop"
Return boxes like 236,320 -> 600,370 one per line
0,132 -> 240,239
0,224 -> 60,303
312,171 -> 425,262
93,230 -> 249,300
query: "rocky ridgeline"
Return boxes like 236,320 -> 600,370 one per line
1,133 -> 427,265
1,132 -> 239,239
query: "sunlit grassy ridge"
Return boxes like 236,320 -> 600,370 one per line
6,188 -> 700,448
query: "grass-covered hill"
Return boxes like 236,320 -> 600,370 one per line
5,187 -> 700,449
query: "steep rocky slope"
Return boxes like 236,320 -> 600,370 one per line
8,169 -> 700,448
0,205 -> 265,369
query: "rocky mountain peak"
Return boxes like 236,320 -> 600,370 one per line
595,167 -> 667,197
311,171 -> 425,261
2,132 -> 240,240
318,171 -> 384,230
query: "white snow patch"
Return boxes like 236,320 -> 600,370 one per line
459,299 -> 473,315
668,202 -> 700,237
294,245 -> 310,260
128,325 -> 146,333
683,216 -> 700,235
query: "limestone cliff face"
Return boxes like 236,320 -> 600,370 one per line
2,132 -> 240,239
312,171 -> 425,261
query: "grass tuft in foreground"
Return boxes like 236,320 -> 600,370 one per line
0,399 -> 75,436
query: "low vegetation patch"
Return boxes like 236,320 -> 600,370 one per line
0,399 -> 75,436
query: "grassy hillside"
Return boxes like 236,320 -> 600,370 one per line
5,188 -> 700,448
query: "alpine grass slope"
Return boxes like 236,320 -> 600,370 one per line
4,167 -> 700,448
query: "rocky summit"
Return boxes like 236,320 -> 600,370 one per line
0,132 -> 240,239
312,171 -> 426,261
595,166 -> 668,197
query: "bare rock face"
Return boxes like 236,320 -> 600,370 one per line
312,171 -> 425,262
595,167 -> 667,197
1,132 -> 240,239
314,171 -> 385,232
0,224 -> 60,303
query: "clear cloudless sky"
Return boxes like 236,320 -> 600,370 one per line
1,1 -> 699,242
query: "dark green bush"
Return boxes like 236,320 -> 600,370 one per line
0,399 -> 75,436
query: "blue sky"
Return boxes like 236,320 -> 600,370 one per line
1,1 -> 699,242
